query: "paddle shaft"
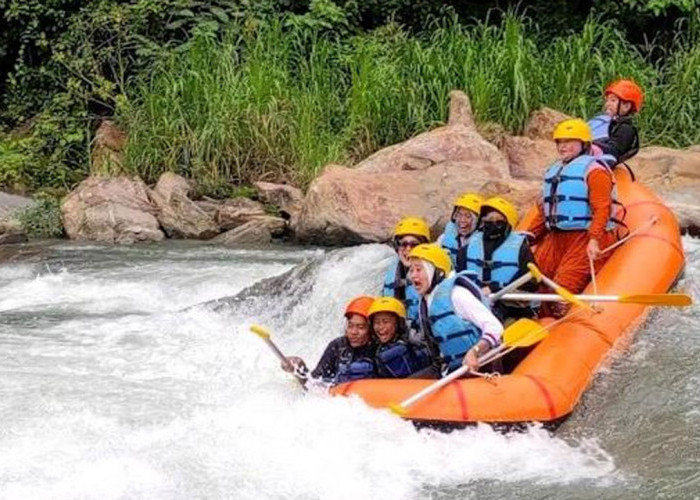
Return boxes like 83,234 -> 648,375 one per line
396,352 -> 495,409
488,271 -> 534,304
250,325 -> 308,390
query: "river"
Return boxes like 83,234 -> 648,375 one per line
0,239 -> 698,499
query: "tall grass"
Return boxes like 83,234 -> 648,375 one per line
118,13 -> 700,191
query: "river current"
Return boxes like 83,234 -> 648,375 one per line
0,239 -> 698,499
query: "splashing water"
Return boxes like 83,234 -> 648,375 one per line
1,239 -> 698,499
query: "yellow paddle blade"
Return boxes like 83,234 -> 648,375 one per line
388,403 -> 408,416
249,324 -> 271,339
619,293 -> 693,306
503,318 -> 548,348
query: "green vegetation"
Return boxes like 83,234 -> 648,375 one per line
15,193 -> 64,239
1,0 -> 700,195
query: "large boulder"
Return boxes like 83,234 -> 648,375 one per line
0,219 -> 28,245
292,92 -> 514,244
211,216 -> 287,246
626,146 -> 700,235
254,181 -> 303,219
501,135 -> 558,181
523,107 -> 571,141
61,176 -> 165,244
0,191 -> 34,219
216,198 -> 267,230
149,172 -> 220,239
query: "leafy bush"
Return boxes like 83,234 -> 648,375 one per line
15,193 -> 64,239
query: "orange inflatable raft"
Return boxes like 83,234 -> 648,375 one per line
330,169 -> 685,426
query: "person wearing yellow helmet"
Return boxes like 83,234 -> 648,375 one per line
437,193 -> 483,270
588,79 -> 643,166
368,297 -> 432,378
382,216 -> 431,330
526,118 -> 622,318
461,196 -> 538,321
283,296 -> 377,384
407,244 -> 504,378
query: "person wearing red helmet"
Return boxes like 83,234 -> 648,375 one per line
283,296 -> 377,384
587,79 -> 643,165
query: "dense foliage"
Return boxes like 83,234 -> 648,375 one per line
1,0 -> 699,194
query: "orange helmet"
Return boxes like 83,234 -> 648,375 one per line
344,295 -> 375,319
605,79 -> 644,112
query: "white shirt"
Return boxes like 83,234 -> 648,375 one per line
425,277 -> 503,348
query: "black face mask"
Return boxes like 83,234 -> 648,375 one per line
482,221 -> 508,240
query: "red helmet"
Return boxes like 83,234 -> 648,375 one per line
344,295 -> 375,319
605,79 -> 644,112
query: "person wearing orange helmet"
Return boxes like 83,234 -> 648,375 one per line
526,119 -> 622,318
283,296 -> 377,384
587,79 -> 643,165
368,297 -> 432,378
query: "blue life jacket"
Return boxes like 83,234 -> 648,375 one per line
335,346 -> 376,384
588,114 -> 611,141
375,339 -> 432,378
422,272 -> 489,373
588,114 -> 623,166
440,221 -> 473,271
542,154 -> 621,232
465,230 -> 526,289
382,258 -> 420,327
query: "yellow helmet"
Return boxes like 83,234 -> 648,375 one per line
409,243 -> 452,275
368,297 -> 406,319
481,196 -> 519,228
552,118 -> 592,143
453,193 -> 484,215
393,216 -> 431,241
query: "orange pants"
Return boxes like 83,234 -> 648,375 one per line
533,230 -> 616,294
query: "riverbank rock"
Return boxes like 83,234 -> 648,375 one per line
293,92 -> 513,244
91,120 -> 127,174
254,181 -> 303,219
0,219 -> 28,244
216,198 -> 267,230
61,176 -> 164,243
523,107 -> 570,140
501,135 -> 558,180
0,191 -> 34,219
211,216 -> 286,246
627,145 -> 700,235
149,172 -> 219,239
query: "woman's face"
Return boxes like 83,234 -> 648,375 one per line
453,207 -> 476,236
604,93 -> 633,116
396,236 -> 421,267
372,312 -> 398,344
556,139 -> 584,163
344,314 -> 370,348
409,259 -> 431,295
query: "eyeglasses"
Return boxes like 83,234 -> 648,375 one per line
397,240 -> 420,249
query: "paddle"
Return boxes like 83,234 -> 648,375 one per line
388,318 -> 546,416
498,292 -> 693,307
249,324 -> 308,390
527,263 -> 591,310
488,271 -> 536,304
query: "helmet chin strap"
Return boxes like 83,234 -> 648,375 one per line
421,260 -> 445,294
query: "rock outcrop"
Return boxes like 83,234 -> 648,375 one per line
254,181 -> 303,219
293,92 -> 513,244
211,216 -> 287,246
91,120 -> 127,174
149,172 -> 219,239
61,176 -> 165,243
216,198 -> 267,230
